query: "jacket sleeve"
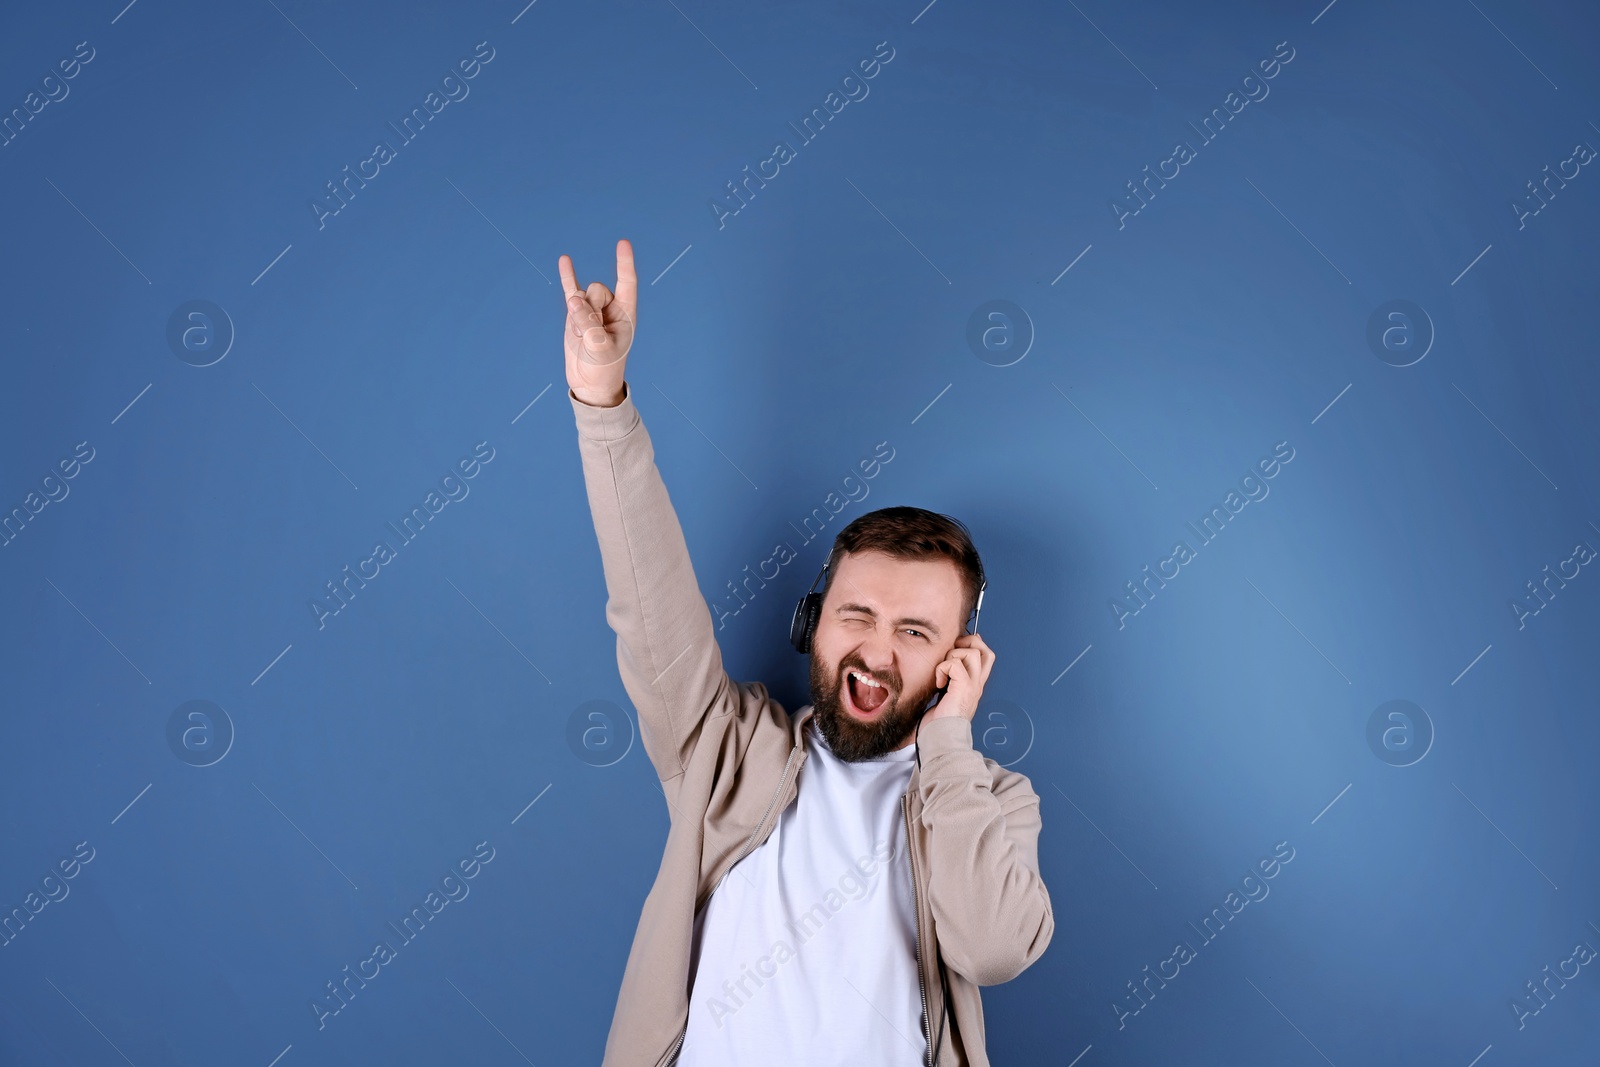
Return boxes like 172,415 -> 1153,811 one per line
568,382 -> 739,789
914,714 -> 1054,986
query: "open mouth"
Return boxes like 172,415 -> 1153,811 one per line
843,668 -> 891,718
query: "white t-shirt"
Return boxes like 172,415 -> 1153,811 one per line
676,714 -> 926,1066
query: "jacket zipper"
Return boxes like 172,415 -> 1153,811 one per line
904,792 -> 938,1067
656,742 -> 803,1067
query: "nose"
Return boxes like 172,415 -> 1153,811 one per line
853,632 -> 898,680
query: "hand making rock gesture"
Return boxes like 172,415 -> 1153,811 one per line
559,238 -> 637,408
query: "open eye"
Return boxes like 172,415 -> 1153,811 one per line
903,628 -> 927,640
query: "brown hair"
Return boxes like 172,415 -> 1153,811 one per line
822,506 -> 985,631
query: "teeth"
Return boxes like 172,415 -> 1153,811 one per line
849,670 -> 883,689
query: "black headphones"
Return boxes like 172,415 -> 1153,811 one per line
788,517 -> 985,1067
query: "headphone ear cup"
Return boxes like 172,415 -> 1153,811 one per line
803,595 -> 821,653
790,592 -> 822,654
789,597 -> 804,653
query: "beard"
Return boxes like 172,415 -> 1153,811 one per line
808,651 -> 941,763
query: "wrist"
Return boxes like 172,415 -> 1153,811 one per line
916,714 -> 975,758
571,383 -> 626,408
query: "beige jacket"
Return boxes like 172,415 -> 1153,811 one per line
569,384 -> 1054,1066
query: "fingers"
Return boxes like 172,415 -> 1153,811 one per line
944,645 -> 994,685
581,283 -> 614,344
559,243 -> 636,308
558,255 -> 608,322
614,238 -> 638,311
558,254 -> 580,299
569,293 -> 602,338
559,255 -> 600,339
954,632 -> 995,667
559,242 -> 635,302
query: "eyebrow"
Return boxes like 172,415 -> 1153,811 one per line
834,602 -> 942,639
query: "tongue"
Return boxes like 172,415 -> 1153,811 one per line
851,674 -> 888,713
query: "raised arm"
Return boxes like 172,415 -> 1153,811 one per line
561,241 -> 739,787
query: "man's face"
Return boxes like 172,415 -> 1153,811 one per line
807,549 -> 967,762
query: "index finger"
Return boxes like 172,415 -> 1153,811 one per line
613,239 -> 637,312
558,254 -> 581,299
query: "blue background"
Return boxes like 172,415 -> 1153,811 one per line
2,0 -> 1597,1063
